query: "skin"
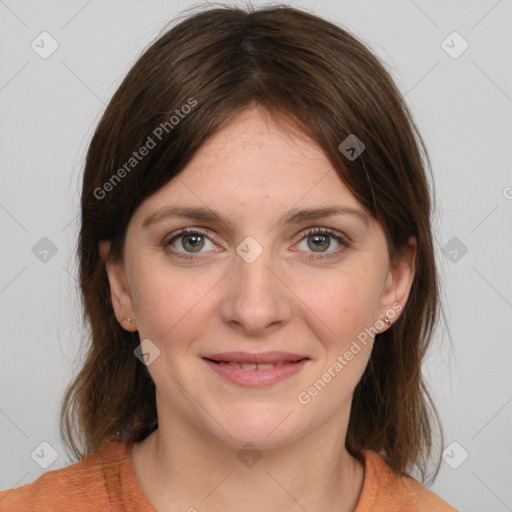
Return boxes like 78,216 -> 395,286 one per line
100,106 -> 416,512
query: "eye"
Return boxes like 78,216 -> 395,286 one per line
295,228 -> 350,260
164,227 -> 350,261
165,228 -> 218,259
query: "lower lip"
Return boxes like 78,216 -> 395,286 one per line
203,358 -> 309,387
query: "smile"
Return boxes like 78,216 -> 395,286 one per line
211,360 -> 297,370
202,352 -> 310,387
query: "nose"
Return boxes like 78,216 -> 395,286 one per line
220,243 -> 292,336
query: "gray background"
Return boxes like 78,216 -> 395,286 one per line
1,1 -> 511,511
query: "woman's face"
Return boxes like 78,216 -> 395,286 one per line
101,106 -> 416,450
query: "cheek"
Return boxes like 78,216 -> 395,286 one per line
300,267 -> 382,343
130,262 -> 215,344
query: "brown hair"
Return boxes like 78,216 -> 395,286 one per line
61,3 -> 445,484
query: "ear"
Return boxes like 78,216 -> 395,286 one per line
99,240 -> 137,332
378,235 -> 417,330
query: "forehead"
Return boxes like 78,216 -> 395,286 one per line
135,107 -> 363,221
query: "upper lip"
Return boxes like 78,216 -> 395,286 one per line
202,351 -> 309,364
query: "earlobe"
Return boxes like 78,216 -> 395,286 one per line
98,239 -> 111,263
98,240 -> 137,331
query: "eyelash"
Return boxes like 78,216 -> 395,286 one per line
164,227 -> 350,261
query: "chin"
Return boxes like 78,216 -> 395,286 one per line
207,404 -> 304,450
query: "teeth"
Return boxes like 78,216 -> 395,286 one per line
255,363 -> 276,370
224,362 -> 286,370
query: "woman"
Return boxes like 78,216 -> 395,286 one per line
0,4 -> 458,511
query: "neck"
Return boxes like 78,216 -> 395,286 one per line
131,411 -> 365,512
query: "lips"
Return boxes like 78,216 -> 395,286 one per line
202,351 -> 309,365
201,351 -> 310,387
217,361 -> 289,370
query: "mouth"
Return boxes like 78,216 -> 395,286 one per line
201,351 -> 310,387
205,360 -> 304,370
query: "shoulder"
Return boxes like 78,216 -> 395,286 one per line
0,440 -> 129,512
356,449 -> 459,512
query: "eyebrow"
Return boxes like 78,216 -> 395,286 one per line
142,204 -> 370,230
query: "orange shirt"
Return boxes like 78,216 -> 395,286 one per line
0,440 -> 458,511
